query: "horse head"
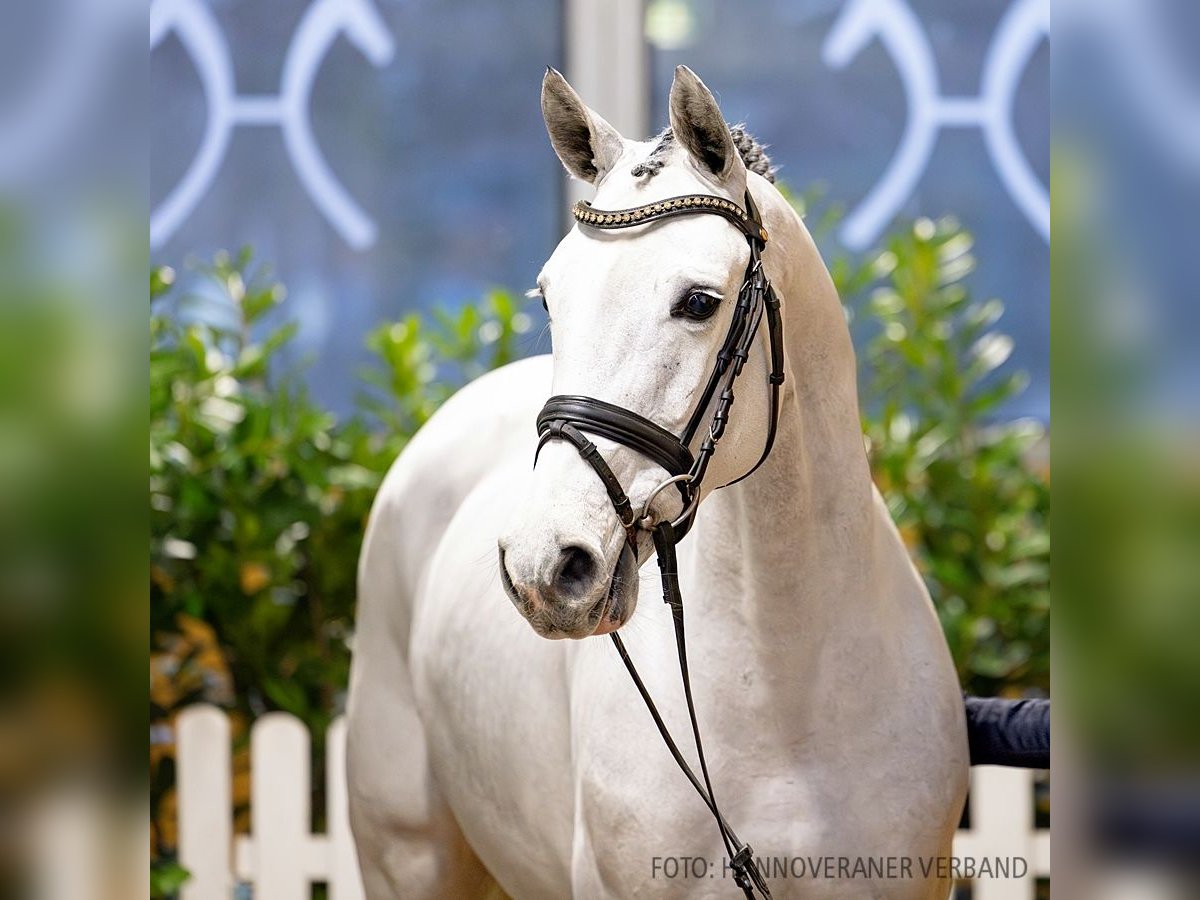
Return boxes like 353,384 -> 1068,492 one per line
498,67 -> 780,639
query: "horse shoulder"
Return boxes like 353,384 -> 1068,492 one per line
347,355 -> 560,897
356,354 -> 552,642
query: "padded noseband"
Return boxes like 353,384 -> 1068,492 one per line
536,395 -> 695,529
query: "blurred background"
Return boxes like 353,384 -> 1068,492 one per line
1,0 -> 1198,897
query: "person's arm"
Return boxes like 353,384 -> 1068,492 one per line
964,696 -> 1050,768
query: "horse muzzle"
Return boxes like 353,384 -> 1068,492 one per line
498,539 -> 638,640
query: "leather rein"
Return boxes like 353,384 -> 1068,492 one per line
534,190 -> 784,898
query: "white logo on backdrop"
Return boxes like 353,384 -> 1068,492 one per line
822,0 -> 1050,249
149,0 -> 395,250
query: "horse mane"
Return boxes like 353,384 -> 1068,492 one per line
630,125 -> 776,183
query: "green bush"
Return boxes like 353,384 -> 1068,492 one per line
151,250 -> 526,732
149,252 -> 526,889
833,216 -> 1050,696
149,226 -> 1049,719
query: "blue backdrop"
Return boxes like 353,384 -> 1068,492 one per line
148,0 -> 1050,419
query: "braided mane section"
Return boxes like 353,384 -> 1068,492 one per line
631,125 -> 776,182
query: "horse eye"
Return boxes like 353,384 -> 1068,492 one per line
541,295 -> 548,313
674,291 -> 720,321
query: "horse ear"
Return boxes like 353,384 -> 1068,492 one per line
541,67 -> 624,184
668,66 -> 738,181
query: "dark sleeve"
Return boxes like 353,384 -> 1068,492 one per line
964,696 -> 1050,768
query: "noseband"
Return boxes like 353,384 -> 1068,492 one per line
533,190 -> 783,898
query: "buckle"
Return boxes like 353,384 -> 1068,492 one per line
731,845 -> 754,868
730,845 -> 756,890
637,473 -> 694,529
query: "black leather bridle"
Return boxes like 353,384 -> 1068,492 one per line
534,190 -> 784,898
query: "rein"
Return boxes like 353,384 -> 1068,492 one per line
534,190 -> 783,898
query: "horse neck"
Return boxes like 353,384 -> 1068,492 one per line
688,188 -> 886,671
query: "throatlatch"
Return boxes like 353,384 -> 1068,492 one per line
534,189 -> 783,898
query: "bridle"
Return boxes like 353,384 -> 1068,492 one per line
533,189 -> 784,898
536,191 -> 785,543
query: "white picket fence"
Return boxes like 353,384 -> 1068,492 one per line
173,705 -> 1049,899
174,706 -> 363,900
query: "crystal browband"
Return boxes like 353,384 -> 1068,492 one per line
572,194 -> 769,244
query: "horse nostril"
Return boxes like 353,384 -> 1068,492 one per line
498,547 -> 517,597
554,545 -> 599,597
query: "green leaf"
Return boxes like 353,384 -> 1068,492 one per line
150,861 -> 191,898
263,676 -> 309,717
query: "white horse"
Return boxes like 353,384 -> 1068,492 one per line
347,66 -> 968,899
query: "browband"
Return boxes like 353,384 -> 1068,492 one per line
572,194 -> 769,246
